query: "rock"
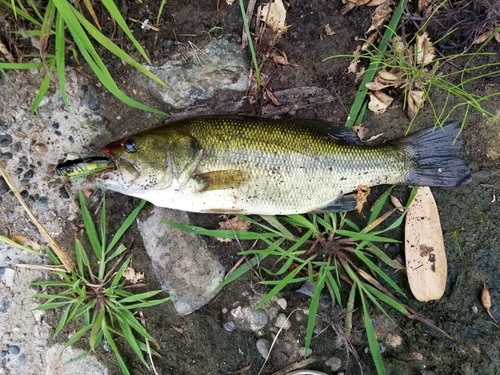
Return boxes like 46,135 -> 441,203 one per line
0,134 -> 12,148
274,313 -> 291,330
137,206 -> 225,316
325,356 -> 342,371
142,38 -> 249,109
256,338 -> 270,359
230,306 -> 269,332
45,344 -> 108,375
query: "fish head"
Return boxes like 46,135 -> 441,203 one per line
91,132 -> 174,194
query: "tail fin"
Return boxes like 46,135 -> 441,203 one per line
401,121 -> 471,187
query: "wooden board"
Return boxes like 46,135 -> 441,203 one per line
405,186 -> 447,302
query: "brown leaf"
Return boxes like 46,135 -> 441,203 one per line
407,90 -> 425,119
324,24 -> 335,36
123,267 -> 145,284
260,0 -> 289,32
366,0 -> 390,6
415,32 -> 435,65
365,81 -> 390,91
368,91 -> 394,114
367,2 -> 394,33
481,283 -> 499,326
390,195 -> 405,212
12,234 -> 41,252
352,124 -> 370,141
355,185 -> 371,213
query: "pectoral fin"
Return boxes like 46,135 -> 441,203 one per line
195,170 -> 249,192
313,194 -> 357,213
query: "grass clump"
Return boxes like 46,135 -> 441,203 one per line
164,187 -> 423,375
0,0 -> 168,115
32,192 -> 169,375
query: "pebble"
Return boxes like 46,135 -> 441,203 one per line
222,321 -> 236,332
59,187 -> 70,199
81,84 -> 100,110
276,297 -> 287,310
230,306 -> 269,331
23,170 -> 33,179
385,333 -> 402,348
8,346 -> 20,355
52,122 -> 59,129
325,356 -> 342,371
274,313 -> 291,330
299,347 -> 312,357
32,143 -> 48,156
256,338 -> 270,359
0,152 -> 12,160
0,134 -> 12,148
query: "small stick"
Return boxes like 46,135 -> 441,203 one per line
0,162 -> 75,272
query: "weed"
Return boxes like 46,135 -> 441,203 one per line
324,0 -> 500,132
32,192 -> 170,375
164,186 -> 423,375
0,0 -> 169,115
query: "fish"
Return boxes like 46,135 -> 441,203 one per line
56,156 -> 113,179
83,116 -> 470,215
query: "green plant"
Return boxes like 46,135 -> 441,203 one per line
324,0 -> 500,132
164,187 -> 429,375
0,0 -> 169,115
32,192 -> 170,375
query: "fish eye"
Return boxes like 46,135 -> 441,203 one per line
123,139 -> 138,153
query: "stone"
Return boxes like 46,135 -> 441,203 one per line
142,38 -> 249,109
137,206 -> 225,316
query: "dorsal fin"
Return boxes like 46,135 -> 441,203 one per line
296,120 -> 363,145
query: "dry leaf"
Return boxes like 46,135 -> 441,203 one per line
365,81 -> 390,91
348,58 -> 360,74
225,0 -> 235,4
324,24 -> 335,36
123,267 -> 144,284
368,91 -> 394,114
473,31 -> 492,45
481,284 -> 499,326
352,124 -> 370,141
355,185 -> 371,213
378,70 -> 403,83
361,31 -> 378,51
496,32 -> 500,43
260,0 -> 289,32
389,195 -> 405,212
415,32 -> 435,65
366,0 -> 390,6
405,186 -> 447,302
367,2 -> 393,33
407,90 -> 425,119
217,216 -> 251,242
11,234 -> 41,252
271,50 -> 288,65
265,88 -> 280,106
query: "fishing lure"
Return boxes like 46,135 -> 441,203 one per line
56,156 -> 113,179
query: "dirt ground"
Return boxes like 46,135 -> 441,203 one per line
1,0 -> 500,374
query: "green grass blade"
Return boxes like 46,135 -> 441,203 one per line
326,270 -> 342,306
304,266 -> 328,356
102,325 -> 131,375
73,7 -> 167,89
162,220 -> 277,240
78,191 -> 102,260
238,0 -> 260,89
110,257 -> 131,289
30,59 -> 54,114
367,186 -> 394,226
107,200 -> 147,253
89,308 -> 105,350
54,304 -> 72,337
360,287 -> 386,375
119,290 -> 163,304
115,311 -> 149,368
119,297 -> 171,310
0,0 -> 42,25
363,283 -> 408,314
63,324 -> 92,350
101,0 -> 151,64
214,252 -> 268,293
256,260 -> 309,308
335,229 -> 399,243
0,234 -> 41,256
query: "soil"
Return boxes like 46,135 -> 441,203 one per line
1,0 -> 500,375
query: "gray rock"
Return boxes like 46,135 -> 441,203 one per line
256,338 -> 270,360
230,306 -> 269,332
325,356 -> 342,371
137,206 -> 225,316
142,38 -> 249,109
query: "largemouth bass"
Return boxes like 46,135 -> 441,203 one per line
83,117 -> 470,215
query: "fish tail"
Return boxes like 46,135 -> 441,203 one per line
401,121 -> 471,187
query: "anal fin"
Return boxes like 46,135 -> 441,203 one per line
312,194 -> 357,213
195,170 -> 249,192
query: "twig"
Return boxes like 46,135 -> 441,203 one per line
0,162 -> 75,272
0,40 -> 14,63
241,0 -> 257,49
